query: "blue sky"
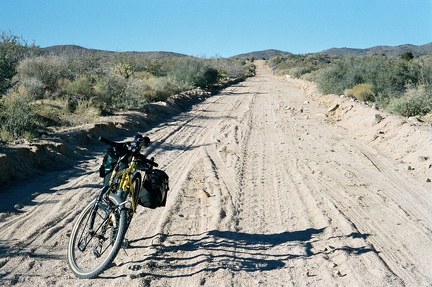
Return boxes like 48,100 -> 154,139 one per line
1,0 -> 431,57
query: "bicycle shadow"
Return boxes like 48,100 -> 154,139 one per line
112,227 -> 334,279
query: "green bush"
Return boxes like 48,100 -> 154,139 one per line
268,53 -> 332,79
201,67 -> 220,87
0,91 -> 38,139
93,72 -> 127,110
169,58 -> 221,88
1,35 -> 254,142
315,55 -> 421,105
146,76 -> 189,101
314,54 -> 432,117
0,32 -> 38,95
119,78 -> 153,109
60,98 -> 100,125
417,54 -> 432,86
388,85 -> 432,117
16,55 -> 71,92
271,52 -> 432,117
20,77 -> 45,98
64,74 -> 95,97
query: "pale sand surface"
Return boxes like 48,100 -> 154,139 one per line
0,60 -> 431,286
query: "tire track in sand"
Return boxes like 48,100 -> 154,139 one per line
1,60 -> 431,287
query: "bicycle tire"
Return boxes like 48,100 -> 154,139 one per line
67,193 -> 127,278
132,173 -> 142,209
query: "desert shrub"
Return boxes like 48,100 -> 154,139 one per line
61,98 -> 100,125
388,85 -> 432,117
268,53 -> 333,78
111,63 -> 133,78
93,72 -> 127,110
200,67 -> 220,87
217,59 -> 250,79
19,77 -> 45,98
0,39 -> 255,141
134,71 -> 153,79
63,74 -> 94,97
270,52 -> 432,117
33,97 -> 100,127
16,55 -> 71,93
0,91 -> 38,138
316,55 -> 421,102
400,52 -> 414,61
143,76 -> 189,102
121,78 -> 153,109
65,52 -> 107,78
0,32 -> 38,95
316,56 -> 364,94
417,54 -> 432,86
33,98 -> 68,127
169,58 -> 221,88
352,83 -> 374,102
343,88 -> 353,98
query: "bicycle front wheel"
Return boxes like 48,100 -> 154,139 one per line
67,194 -> 127,278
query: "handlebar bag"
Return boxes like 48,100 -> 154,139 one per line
99,147 -> 119,177
99,146 -> 121,186
139,169 -> 169,209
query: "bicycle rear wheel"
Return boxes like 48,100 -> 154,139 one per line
67,194 -> 127,278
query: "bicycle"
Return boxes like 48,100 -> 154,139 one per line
67,135 -> 168,278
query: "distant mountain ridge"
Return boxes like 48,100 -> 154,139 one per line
43,43 -> 432,60
231,43 -> 432,59
230,49 -> 292,59
42,45 -> 189,59
321,43 -> 432,57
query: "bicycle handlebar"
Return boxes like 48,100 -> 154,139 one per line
147,157 -> 158,168
99,136 -> 122,148
99,136 -> 158,168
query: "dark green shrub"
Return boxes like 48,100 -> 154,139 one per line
400,52 -> 414,61
0,91 -> 38,138
0,32 -> 37,95
169,58 -> 221,88
316,55 -> 421,101
93,73 -> 127,110
268,53 -> 333,78
388,85 -> 432,117
64,74 -> 95,97
201,67 -> 220,87
122,78 -> 152,109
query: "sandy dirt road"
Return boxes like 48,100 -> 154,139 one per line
0,60 -> 431,286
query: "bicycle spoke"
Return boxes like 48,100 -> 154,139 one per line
67,195 -> 127,278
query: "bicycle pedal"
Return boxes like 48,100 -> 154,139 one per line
122,238 -> 130,248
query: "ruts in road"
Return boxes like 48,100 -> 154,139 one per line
0,60 -> 431,287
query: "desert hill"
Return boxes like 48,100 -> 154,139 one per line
232,42 -> 432,59
42,42 -> 432,60
321,42 -> 432,57
42,44 -> 189,59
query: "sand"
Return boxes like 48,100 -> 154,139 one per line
0,60 -> 431,286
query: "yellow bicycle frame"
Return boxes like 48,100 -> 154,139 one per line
110,161 -> 138,213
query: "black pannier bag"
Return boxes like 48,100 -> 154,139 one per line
139,169 -> 169,209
